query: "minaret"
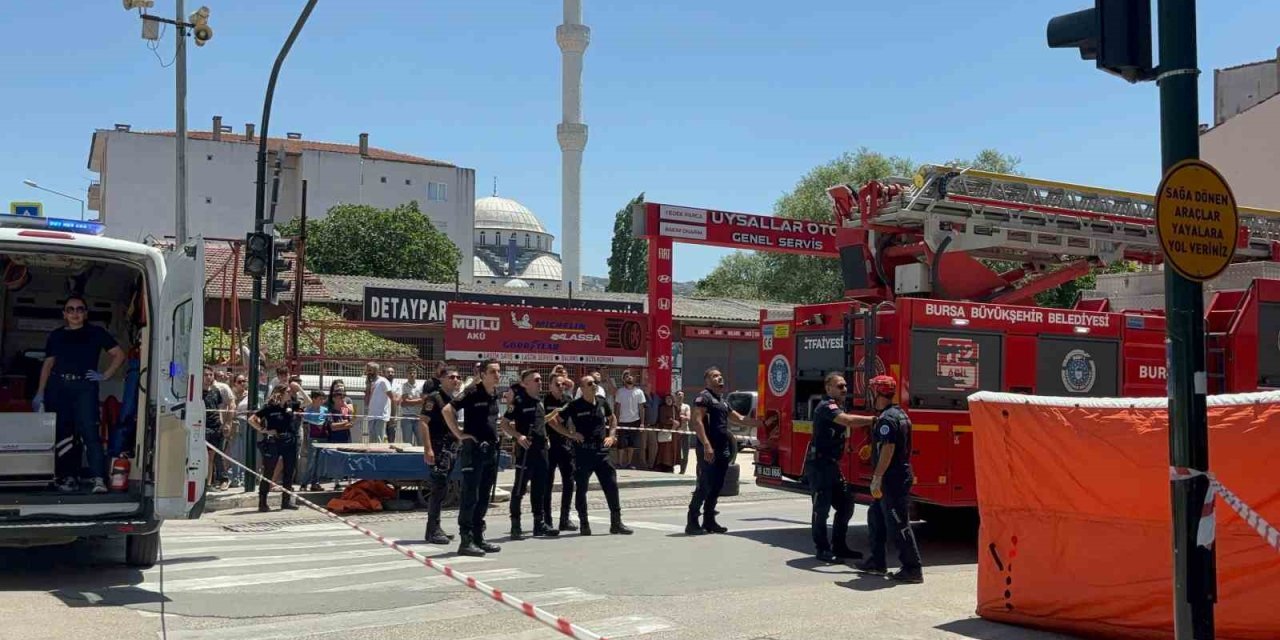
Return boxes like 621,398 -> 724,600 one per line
557,0 -> 589,291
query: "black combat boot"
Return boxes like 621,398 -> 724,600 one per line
578,512 -> 592,536
257,490 -> 270,513
533,520 -> 560,537
509,518 -> 525,541
457,532 -> 486,557
281,492 -> 299,510
426,525 -> 452,546
475,534 -> 501,554
702,516 -> 728,534
609,512 -> 633,535
559,515 -> 578,531
685,511 -> 707,535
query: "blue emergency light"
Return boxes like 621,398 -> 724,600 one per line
0,214 -> 105,236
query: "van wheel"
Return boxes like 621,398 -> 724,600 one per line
125,531 -> 160,568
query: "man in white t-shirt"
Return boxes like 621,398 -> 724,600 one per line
613,370 -> 646,469
364,362 -> 394,443
396,366 -> 424,445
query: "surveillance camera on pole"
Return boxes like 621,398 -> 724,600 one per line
190,6 -> 213,47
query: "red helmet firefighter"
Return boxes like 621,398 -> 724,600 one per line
868,374 -> 897,402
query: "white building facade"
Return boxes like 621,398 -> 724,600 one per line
86,120 -> 475,279
1201,47 -> 1280,211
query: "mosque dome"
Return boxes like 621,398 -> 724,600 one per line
474,196 -> 548,233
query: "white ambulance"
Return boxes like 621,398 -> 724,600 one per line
0,215 -> 207,566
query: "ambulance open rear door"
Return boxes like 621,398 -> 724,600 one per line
153,238 -> 206,519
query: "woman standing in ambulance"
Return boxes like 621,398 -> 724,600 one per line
33,295 -> 126,494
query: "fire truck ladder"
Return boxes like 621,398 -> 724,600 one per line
833,164 -> 1280,268
843,301 -> 893,410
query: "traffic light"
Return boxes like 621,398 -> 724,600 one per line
267,236 -> 294,305
1047,0 -> 1153,83
243,231 -> 271,279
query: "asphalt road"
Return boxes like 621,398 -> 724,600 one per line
0,482 -> 1076,640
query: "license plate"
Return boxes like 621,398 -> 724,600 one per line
755,465 -> 782,479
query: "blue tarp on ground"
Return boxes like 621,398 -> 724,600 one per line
308,447 -> 511,482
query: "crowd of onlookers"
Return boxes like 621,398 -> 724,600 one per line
200,360 -> 701,498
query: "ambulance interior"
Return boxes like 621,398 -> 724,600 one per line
0,250 -> 150,509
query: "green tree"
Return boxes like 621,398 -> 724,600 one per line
277,201 -> 460,281
693,251 -> 769,300
606,193 -> 648,293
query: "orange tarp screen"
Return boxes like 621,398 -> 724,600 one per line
969,392 -> 1280,639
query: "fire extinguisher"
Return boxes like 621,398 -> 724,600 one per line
109,455 -> 131,492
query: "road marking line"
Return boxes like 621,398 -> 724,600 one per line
624,520 -> 808,534
518,587 -> 607,607
163,539 -> 379,556
156,598 -> 488,640
622,521 -> 686,533
145,548 -> 399,574
142,559 -> 419,592
161,529 -> 371,545
460,614 -> 675,640
316,568 -> 538,593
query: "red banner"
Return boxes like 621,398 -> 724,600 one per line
683,326 -> 761,340
643,202 -> 839,257
445,302 -> 647,366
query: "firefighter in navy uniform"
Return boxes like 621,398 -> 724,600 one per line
548,375 -> 633,536
807,372 -> 874,563
443,359 -> 505,557
419,365 -> 462,545
856,374 -> 923,582
503,370 -> 560,539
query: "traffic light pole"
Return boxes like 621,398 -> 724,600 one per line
245,0 -> 318,493
1156,1 -> 1216,636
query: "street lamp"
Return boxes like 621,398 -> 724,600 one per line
22,179 -> 85,220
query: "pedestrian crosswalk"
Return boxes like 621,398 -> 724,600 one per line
126,520 -> 675,640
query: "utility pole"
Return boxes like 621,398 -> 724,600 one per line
245,0 -> 319,492
125,1 -> 213,243
1156,2 -> 1216,635
175,0 -> 187,244
1047,2 -> 1218,637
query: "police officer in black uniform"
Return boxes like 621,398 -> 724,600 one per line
503,369 -> 560,539
419,365 -> 462,545
685,366 -> 745,535
807,372 -> 874,563
248,384 -> 303,512
548,375 -> 633,536
443,358 -> 504,557
542,373 -> 577,532
857,374 -> 923,582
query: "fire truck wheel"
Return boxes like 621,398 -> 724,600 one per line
125,531 -> 160,568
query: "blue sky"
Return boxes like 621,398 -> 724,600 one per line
1,2 -> 1277,281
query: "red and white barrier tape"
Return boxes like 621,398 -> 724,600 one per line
205,443 -> 608,640
1170,466 -> 1280,553
231,410 -> 700,436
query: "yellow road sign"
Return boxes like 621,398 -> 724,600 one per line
1155,159 -> 1239,282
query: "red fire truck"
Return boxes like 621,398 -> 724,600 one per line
751,164 -> 1280,521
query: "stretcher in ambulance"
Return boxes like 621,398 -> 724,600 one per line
0,216 -> 207,567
